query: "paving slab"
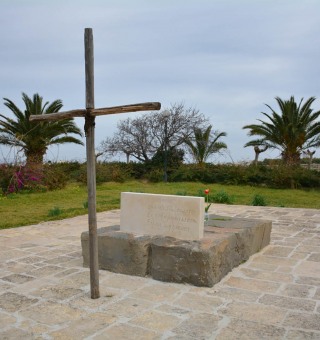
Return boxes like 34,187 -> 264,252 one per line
0,205 -> 320,339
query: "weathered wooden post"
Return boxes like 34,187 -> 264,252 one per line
29,28 -> 161,299
84,28 -> 99,298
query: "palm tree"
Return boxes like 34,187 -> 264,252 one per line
243,96 -> 320,166
184,125 -> 227,166
0,93 -> 83,166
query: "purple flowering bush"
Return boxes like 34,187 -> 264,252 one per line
0,164 -> 43,194
0,163 -> 67,195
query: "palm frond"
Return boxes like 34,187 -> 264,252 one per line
0,93 -> 84,165
184,125 -> 227,164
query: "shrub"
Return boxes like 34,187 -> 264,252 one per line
170,166 -> 199,182
76,162 -> 133,184
292,168 -> 320,188
146,168 -> 164,182
127,162 -> 149,179
244,164 -> 269,185
266,165 -> 296,189
47,161 -> 82,182
212,190 -> 234,204
170,163 -> 320,189
251,194 -> 267,206
48,206 -> 63,217
0,164 -> 18,194
150,148 -> 185,169
6,159 -> 316,190
42,164 -> 68,190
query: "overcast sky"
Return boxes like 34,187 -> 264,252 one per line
1,0 -> 320,163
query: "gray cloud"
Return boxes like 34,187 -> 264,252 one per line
1,0 -> 320,163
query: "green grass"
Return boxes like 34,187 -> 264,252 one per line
0,181 -> 319,229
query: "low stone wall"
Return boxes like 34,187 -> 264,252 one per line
81,215 -> 272,287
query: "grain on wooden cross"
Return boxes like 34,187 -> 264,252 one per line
29,28 -> 161,299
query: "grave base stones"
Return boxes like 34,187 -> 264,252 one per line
81,214 -> 272,287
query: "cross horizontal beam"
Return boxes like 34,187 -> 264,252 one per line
29,102 -> 161,121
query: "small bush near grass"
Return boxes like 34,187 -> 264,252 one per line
48,206 -> 63,217
212,190 -> 234,204
251,194 -> 267,206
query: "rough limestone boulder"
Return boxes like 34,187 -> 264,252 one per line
81,225 -> 153,276
150,217 -> 271,286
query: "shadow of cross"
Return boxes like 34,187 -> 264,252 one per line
29,28 -> 161,299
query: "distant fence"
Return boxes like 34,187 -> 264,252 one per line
301,164 -> 320,171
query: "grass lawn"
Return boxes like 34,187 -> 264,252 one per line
1,181 -> 319,229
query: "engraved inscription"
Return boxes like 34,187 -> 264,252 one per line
120,192 -> 204,240
146,203 -> 196,235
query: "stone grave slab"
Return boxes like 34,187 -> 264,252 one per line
120,192 -> 204,240
81,214 -> 272,287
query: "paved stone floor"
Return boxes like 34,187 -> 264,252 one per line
0,204 -> 320,339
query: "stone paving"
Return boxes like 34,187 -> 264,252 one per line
0,204 -> 320,339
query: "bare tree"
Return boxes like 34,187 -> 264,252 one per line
99,103 -> 208,163
253,145 -> 268,165
98,133 -> 137,163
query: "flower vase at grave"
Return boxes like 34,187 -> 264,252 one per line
204,188 -> 211,225
204,211 -> 209,225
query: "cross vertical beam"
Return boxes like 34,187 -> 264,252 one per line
84,28 -> 99,299
28,28 -> 161,299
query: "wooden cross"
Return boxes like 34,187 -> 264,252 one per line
29,28 -> 161,299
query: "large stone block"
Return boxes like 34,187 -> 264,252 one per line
150,237 -> 216,287
81,215 -> 272,287
81,226 -> 152,276
150,216 -> 272,286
